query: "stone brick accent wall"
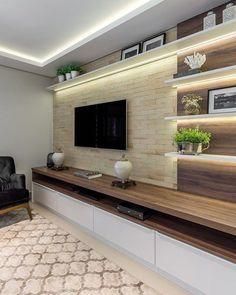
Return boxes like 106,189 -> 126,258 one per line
53,54 -> 177,189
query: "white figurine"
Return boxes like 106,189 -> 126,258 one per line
184,52 -> 206,70
203,11 -> 216,30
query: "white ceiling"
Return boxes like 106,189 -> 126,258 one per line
0,0 -> 228,77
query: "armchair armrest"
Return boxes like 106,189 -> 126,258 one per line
10,174 -> 26,189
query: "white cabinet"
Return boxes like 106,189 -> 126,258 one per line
32,183 -> 93,232
94,207 -> 155,265
57,192 -> 93,231
32,183 -> 58,211
32,182 -> 235,295
156,233 -> 236,295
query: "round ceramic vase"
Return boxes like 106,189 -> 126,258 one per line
65,73 -> 72,80
58,75 -> 65,83
71,70 -> 79,79
114,155 -> 132,182
52,152 -> 65,167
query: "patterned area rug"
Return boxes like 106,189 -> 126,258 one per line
0,209 -> 158,295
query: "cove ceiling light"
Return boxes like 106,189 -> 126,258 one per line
0,0 -> 164,67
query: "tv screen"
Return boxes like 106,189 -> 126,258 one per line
74,100 -> 127,150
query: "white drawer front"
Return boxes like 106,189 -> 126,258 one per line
94,208 -> 155,264
32,183 -> 93,232
156,233 -> 236,295
32,183 -> 58,210
57,192 -> 93,231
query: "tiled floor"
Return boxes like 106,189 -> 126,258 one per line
0,209 -> 158,295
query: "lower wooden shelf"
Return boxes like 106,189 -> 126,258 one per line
32,175 -> 236,264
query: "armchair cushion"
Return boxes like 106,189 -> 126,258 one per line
10,174 -> 26,189
0,189 -> 29,209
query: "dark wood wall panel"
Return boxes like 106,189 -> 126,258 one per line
178,160 -> 236,202
177,37 -> 236,74
177,81 -> 236,115
178,120 -> 236,156
177,1 -> 235,39
176,2 -> 236,202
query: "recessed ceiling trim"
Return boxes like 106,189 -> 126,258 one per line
0,47 -> 41,66
0,0 -> 164,68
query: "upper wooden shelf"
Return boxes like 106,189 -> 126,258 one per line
32,167 -> 236,236
47,20 -> 236,92
165,152 -> 236,164
165,112 -> 236,121
165,65 -> 236,88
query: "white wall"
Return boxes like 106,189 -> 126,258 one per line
0,66 -> 53,189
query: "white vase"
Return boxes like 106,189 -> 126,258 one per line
71,70 -> 79,79
203,11 -> 216,30
65,73 -> 72,80
58,75 -> 65,83
114,155 -> 132,182
52,152 -> 64,168
223,3 -> 236,22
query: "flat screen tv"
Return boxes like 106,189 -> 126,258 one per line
75,100 -> 127,150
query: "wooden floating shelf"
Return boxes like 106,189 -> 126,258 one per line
47,20 -> 236,92
165,152 -> 236,163
32,167 -> 236,236
165,112 -> 236,121
165,65 -> 236,88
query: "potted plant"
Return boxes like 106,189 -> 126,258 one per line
64,65 -> 72,80
70,64 -> 81,79
56,67 -> 65,83
174,127 -> 212,155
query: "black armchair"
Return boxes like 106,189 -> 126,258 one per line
0,157 -> 32,220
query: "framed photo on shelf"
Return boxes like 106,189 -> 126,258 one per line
142,33 -> 166,52
121,43 -> 141,60
208,86 -> 236,114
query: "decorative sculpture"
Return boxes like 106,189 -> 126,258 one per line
181,93 -> 203,115
184,52 -> 206,70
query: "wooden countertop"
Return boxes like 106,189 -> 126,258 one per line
32,167 -> 236,236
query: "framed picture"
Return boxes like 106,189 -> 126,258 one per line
121,43 -> 141,60
208,86 -> 236,114
142,33 -> 166,52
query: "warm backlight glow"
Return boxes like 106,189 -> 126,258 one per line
0,0 -> 163,66
177,32 -> 236,55
173,74 -> 236,89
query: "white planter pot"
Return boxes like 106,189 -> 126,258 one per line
52,152 -> 65,167
65,73 -> 72,80
114,155 -> 132,182
71,70 -> 79,79
58,75 -> 65,83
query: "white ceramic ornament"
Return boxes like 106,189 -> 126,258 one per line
52,152 -> 65,168
114,154 -> 132,182
223,3 -> 236,22
184,52 -> 206,70
203,11 -> 216,30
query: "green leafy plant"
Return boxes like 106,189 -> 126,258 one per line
57,64 -> 83,76
174,128 -> 212,145
63,65 -> 73,74
69,64 -> 81,72
56,67 -> 65,76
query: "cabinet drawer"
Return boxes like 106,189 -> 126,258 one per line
32,183 -> 58,210
156,233 -> 236,295
57,192 -> 93,231
94,208 -> 155,264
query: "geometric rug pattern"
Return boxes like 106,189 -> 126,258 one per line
0,210 -> 158,295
